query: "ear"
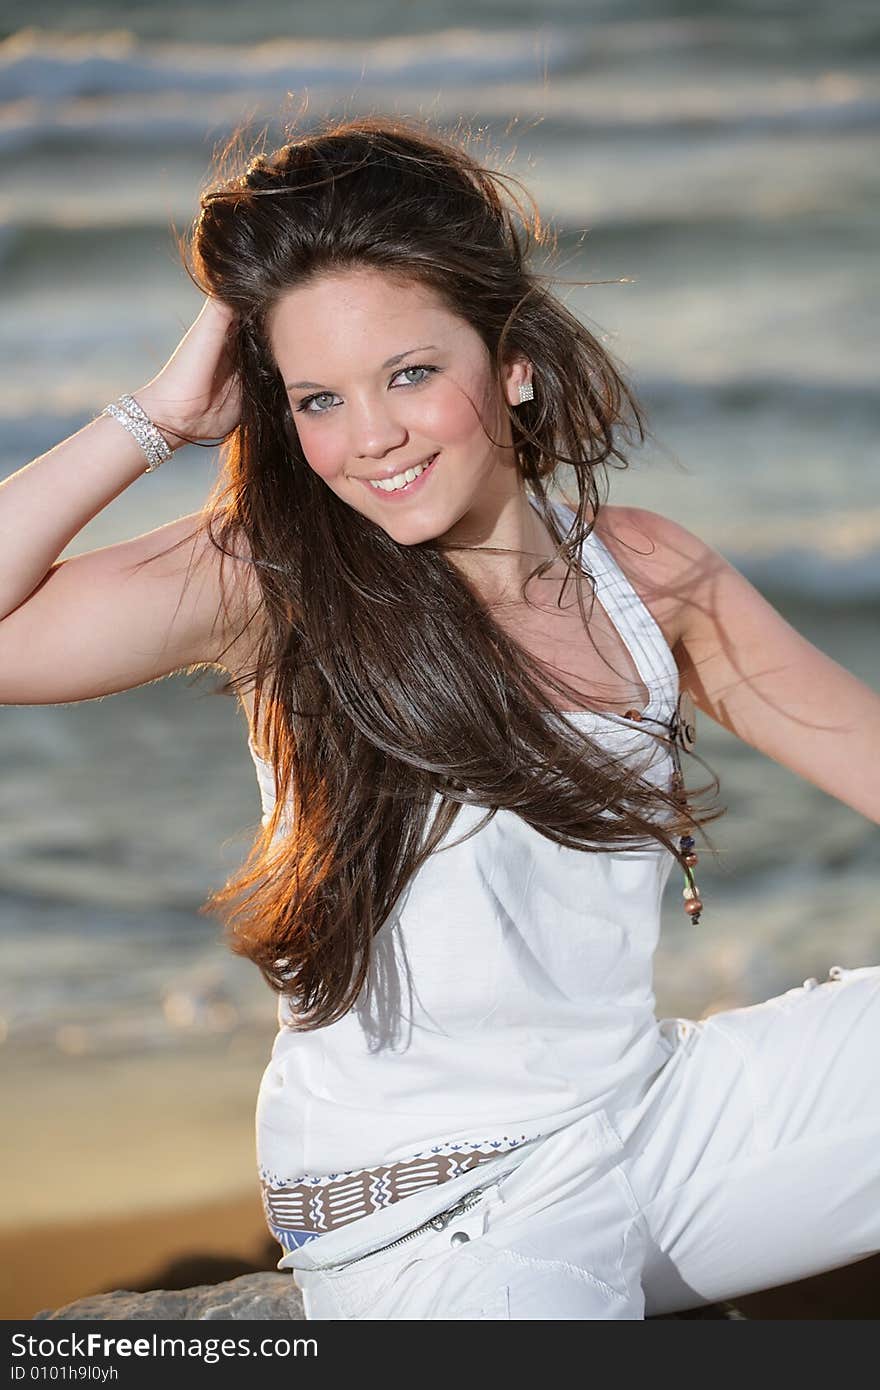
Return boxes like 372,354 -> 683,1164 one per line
501,357 -> 533,408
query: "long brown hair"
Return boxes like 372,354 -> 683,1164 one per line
162,114 -> 724,1029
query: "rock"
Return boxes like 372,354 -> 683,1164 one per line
33,1272 -> 305,1321
33,1271 -> 749,1319
30,1248 -> 880,1320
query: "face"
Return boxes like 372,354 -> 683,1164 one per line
266,268 -> 532,548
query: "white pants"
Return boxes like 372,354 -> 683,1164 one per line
284,963 -> 880,1319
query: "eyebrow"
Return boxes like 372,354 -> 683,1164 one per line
284,345 -> 439,391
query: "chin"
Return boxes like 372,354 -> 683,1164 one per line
372,510 -> 450,546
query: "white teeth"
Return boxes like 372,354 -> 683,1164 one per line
368,456 -> 435,491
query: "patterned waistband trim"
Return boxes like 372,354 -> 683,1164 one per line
260,1132 -> 541,1249
258,1131 -> 540,1191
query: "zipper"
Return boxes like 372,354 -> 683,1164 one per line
340,1180 -> 496,1269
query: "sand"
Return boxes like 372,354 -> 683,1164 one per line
1,1036 -> 280,1318
0,1187 -> 277,1320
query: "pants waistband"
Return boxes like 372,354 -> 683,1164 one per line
277,1134 -> 547,1273
264,1141 -> 532,1241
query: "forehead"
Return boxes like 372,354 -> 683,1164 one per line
270,269 -> 449,333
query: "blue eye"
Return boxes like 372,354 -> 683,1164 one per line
295,364 -> 440,415
295,391 -> 336,415
394,364 -> 435,387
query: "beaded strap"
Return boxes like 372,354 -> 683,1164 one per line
101,393 -> 175,472
622,690 -> 703,925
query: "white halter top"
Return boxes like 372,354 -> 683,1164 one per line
248,498 -> 680,1255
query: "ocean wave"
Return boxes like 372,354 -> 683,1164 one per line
0,221 -> 181,276
721,512 -> 880,606
0,25 -> 576,103
1,18 -> 878,157
1,73 -> 877,159
637,374 -> 880,426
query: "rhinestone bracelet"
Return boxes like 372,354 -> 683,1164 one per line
101,393 -> 175,473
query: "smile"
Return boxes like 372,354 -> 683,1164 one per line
359,453 -> 439,499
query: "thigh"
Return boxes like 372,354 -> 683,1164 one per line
619,963 -> 880,1315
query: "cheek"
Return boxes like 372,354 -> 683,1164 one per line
420,381 -> 490,446
294,425 -> 343,482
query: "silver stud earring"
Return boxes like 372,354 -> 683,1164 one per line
518,379 -> 534,404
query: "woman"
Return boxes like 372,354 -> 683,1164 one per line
1,116 -> 877,1321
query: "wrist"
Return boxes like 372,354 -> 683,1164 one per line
101,392 -> 176,472
128,387 -> 191,452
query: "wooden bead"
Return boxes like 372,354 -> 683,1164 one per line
684,898 -> 703,916
684,853 -> 699,867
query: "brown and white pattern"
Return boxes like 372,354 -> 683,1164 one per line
261,1132 -> 542,1252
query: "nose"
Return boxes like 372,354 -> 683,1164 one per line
348,394 -> 409,462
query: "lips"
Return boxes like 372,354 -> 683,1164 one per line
359,453 -> 437,483
358,452 -> 440,500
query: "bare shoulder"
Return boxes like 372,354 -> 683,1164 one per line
589,504 -> 720,652
597,508 -> 880,822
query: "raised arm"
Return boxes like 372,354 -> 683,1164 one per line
0,297 -> 260,705
0,507 -> 256,705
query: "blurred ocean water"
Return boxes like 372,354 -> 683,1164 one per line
0,3 -> 878,1221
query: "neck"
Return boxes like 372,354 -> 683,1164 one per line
442,487 -> 570,607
